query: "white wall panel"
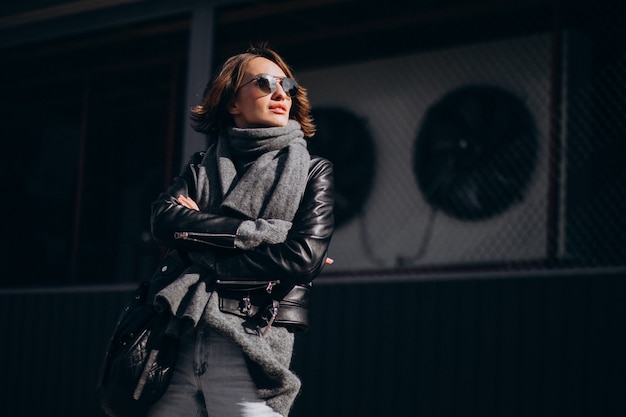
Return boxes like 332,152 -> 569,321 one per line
299,34 -> 554,272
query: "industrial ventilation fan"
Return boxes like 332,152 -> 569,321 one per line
413,85 -> 538,221
308,107 -> 376,228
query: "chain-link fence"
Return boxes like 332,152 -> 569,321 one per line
300,5 -> 625,275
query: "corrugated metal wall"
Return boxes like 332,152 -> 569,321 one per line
292,271 -> 626,417
0,286 -> 130,417
1,271 -> 624,417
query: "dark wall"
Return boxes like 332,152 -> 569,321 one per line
1,270 -> 624,417
293,271 -> 626,417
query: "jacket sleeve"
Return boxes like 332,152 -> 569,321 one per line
212,158 -> 335,286
150,152 -> 243,251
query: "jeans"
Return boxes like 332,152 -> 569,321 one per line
146,326 -> 281,417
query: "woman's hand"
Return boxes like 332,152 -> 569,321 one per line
177,195 -> 200,211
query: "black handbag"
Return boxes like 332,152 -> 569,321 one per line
98,254 -> 186,417
216,279 -> 312,332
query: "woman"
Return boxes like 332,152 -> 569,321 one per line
146,45 -> 334,417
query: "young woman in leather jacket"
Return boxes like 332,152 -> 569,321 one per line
145,45 -> 334,417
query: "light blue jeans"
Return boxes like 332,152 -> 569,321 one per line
146,326 -> 281,417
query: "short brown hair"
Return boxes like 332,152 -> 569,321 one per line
190,45 -> 316,139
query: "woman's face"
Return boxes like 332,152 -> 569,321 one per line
229,57 -> 293,129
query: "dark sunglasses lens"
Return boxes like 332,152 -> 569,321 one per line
281,78 -> 299,97
256,76 -> 273,94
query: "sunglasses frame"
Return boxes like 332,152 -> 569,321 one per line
239,73 -> 299,97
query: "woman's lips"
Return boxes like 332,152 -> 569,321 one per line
270,105 -> 287,114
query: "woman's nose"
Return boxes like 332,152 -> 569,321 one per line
272,82 -> 287,99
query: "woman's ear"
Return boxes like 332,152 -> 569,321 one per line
228,101 -> 240,115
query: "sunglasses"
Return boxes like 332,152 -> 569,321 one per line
239,73 -> 299,97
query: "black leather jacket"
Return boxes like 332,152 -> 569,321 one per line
151,151 -> 334,288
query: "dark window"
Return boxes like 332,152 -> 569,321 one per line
0,16 -> 190,286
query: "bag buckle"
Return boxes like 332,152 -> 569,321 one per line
262,300 -> 280,336
239,295 -> 253,316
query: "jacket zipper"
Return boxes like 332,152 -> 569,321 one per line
173,231 -> 235,248
215,279 -> 280,293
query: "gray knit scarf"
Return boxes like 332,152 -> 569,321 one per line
217,119 -> 310,221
